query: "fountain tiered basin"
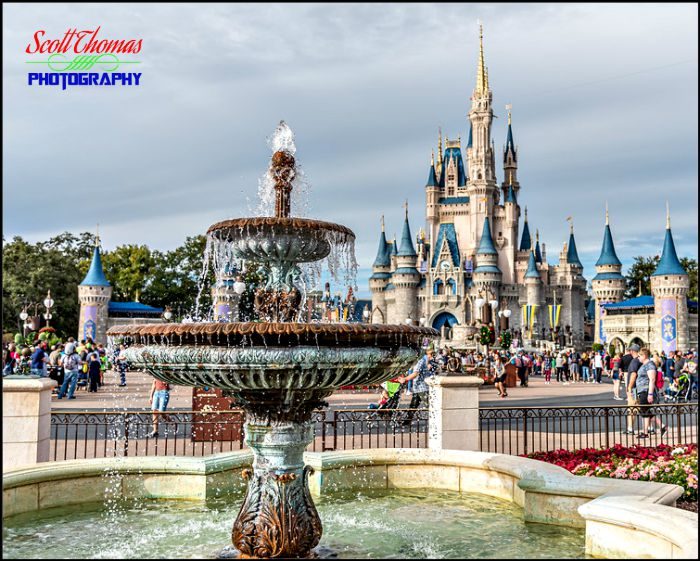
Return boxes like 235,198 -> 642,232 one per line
107,122 -> 438,559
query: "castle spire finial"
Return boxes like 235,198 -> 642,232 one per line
476,21 -> 488,94
95,224 -> 100,248
381,215 -> 385,232
567,216 -> 574,234
536,229 -> 540,241
524,206 -> 528,221
431,150 -> 435,166
666,201 -> 670,229
506,103 -> 512,125
403,200 -> 409,219
605,201 -> 609,225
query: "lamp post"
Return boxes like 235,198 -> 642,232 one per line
43,290 -> 55,328
163,307 -> 173,321
19,308 -> 29,338
362,304 -> 370,323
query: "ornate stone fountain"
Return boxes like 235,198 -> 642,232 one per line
107,123 -> 436,559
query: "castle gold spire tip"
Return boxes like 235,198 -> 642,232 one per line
381,215 -> 385,232
605,202 -> 609,225
666,201 -> 671,229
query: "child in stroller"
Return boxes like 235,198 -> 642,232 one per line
367,378 -> 405,428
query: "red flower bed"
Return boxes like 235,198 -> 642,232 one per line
525,443 -> 698,501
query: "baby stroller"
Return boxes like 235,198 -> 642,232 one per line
666,372 -> 693,403
367,381 -> 405,429
76,364 -> 89,390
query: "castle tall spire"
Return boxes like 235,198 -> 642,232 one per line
426,152 -> 438,187
595,207 -> 622,268
476,216 -> 498,255
372,217 -> 391,268
81,245 -> 110,287
535,229 -> 542,263
519,207 -> 532,251
475,23 -> 489,96
566,218 -> 582,267
653,203 -> 686,277
397,204 -> 417,257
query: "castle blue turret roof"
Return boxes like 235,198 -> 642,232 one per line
519,217 -> 531,251
595,224 -> 622,267
476,217 -> 498,255
397,215 -> 417,257
438,147 -> 467,187
426,162 -> 438,187
505,121 -> 516,161
467,123 -> 473,149
372,229 -> 391,268
567,230 -> 582,267
505,184 -> 517,204
535,238 -> 542,264
390,239 -> 398,256
81,246 -> 110,287
525,250 -> 540,279
653,226 -> 686,276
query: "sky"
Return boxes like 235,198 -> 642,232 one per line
3,3 -> 698,298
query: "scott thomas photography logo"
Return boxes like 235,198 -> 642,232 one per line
26,26 -> 142,90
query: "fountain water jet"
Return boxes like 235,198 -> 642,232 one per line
107,121 -> 437,559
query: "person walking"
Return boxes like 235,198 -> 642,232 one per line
593,352 -> 604,384
30,342 -> 48,377
543,355 -> 552,384
493,355 -> 508,398
555,353 -> 564,383
87,349 -> 101,393
581,352 -> 590,383
3,343 -> 17,376
56,343 -> 82,400
115,344 -> 129,387
622,344 -> 642,435
147,378 -> 171,438
397,346 -> 437,424
570,350 -> 581,383
611,353 -> 623,400
635,348 -> 667,439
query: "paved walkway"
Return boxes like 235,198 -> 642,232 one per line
50,369 -> 626,411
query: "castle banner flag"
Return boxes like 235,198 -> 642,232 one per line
548,304 -> 561,330
661,298 -> 677,353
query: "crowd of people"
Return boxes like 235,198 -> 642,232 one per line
371,343 -> 699,424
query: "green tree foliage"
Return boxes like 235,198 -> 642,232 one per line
2,234 -> 91,339
101,244 -> 154,302
624,256 -> 698,300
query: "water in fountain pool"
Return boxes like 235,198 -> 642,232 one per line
2,489 -> 587,559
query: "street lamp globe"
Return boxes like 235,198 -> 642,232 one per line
503,309 -> 512,318
489,299 -> 499,309
19,310 -> 28,321
163,309 -> 173,321
44,296 -> 54,309
474,297 -> 485,309
233,280 -> 246,295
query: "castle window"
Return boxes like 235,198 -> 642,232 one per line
448,174 -> 455,182
433,279 -> 444,295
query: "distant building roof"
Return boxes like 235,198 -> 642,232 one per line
108,302 -> 164,315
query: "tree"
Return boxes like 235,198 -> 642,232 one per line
2,235 -> 87,339
624,256 -> 697,301
101,244 -> 154,302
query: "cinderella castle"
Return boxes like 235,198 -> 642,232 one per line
369,27 -> 697,353
369,26 -> 589,348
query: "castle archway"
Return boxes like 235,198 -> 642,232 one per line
628,336 -> 645,348
609,337 -> 626,354
431,311 -> 459,341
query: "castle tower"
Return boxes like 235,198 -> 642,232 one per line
501,174 -> 519,282
466,25 -> 498,241
426,151 -> 441,240
650,204 -> 690,352
591,204 -> 625,344
519,207 -> 532,251
369,216 -> 392,324
472,216 -> 502,323
78,238 -> 112,344
392,205 -> 420,324
554,219 -> 587,347
523,244 -> 542,340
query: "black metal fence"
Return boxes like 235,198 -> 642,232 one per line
50,408 -> 429,461
50,403 -> 697,462
479,403 -> 698,455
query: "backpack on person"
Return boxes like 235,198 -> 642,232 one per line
655,369 -> 665,390
63,352 -> 80,371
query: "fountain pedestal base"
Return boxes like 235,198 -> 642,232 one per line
232,420 -> 322,559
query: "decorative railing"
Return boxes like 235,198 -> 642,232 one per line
479,403 -> 698,455
49,408 -> 429,461
50,403 -> 697,461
